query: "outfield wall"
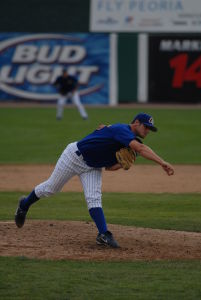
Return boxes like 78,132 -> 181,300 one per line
0,0 -> 200,104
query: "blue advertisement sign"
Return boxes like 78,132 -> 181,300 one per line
0,33 -> 109,104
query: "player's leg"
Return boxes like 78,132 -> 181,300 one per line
15,143 -> 79,228
56,95 -> 66,120
79,170 -> 119,248
79,168 -> 107,231
71,91 -> 88,120
34,151 -> 76,198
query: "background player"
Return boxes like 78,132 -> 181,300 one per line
54,69 -> 88,120
15,112 -> 174,248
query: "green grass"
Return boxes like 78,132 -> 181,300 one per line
0,107 -> 201,164
1,106 -> 201,300
1,257 -> 201,300
1,191 -> 201,299
1,192 -> 201,232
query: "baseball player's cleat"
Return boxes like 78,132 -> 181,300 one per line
96,230 -> 120,248
15,196 -> 28,228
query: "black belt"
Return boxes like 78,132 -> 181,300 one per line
75,150 -> 82,156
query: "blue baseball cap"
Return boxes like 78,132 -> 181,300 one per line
133,113 -> 158,132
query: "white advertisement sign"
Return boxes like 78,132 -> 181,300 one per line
90,0 -> 201,32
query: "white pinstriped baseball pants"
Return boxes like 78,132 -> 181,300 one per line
35,142 -> 102,209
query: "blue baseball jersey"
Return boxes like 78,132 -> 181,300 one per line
54,75 -> 78,95
77,123 -> 136,168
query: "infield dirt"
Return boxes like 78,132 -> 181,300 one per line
0,164 -> 201,193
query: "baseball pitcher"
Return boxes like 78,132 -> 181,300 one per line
15,113 -> 174,248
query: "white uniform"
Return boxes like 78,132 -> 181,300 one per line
56,91 -> 88,120
35,142 -> 102,209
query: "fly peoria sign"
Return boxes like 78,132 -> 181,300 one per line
0,34 -> 108,101
90,0 -> 201,32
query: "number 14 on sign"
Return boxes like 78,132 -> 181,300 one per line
169,54 -> 201,88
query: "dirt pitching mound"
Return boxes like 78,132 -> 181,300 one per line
1,220 -> 201,261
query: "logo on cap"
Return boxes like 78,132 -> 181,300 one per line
149,117 -> 154,125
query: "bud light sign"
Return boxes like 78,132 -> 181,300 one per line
0,33 -> 109,104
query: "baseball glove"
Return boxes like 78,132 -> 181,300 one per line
116,147 -> 136,170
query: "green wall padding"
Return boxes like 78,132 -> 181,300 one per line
0,0 -> 90,32
118,33 -> 138,103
